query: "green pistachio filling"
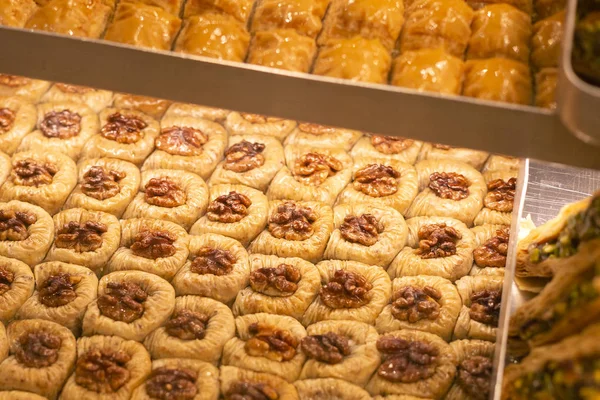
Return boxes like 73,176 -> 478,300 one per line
529,195 -> 600,264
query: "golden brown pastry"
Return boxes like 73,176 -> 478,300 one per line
303,260 -> 392,326
248,29 -> 317,73
0,200 -> 54,267
467,4 -> 531,63
124,0 -> 183,15
183,0 -> 254,22
453,275 -> 503,341
0,96 -> 36,156
350,135 -> 424,165
470,224 -> 509,276
319,0 -> 404,50
174,13 -> 250,62
0,319 -> 76,399
106,218 -> 189,280
283,123 -> 363,151
251,0 -> 328,38
209,135 -> 285,192
64,157 -> 141,218
482,154 -> 520,172
223,313 -> 307,381
105,2 -> 181,50
123,169 -> 208,230
337,158 -> 419,215
313,37 -> 392,84
533,0 -> 565,20
0,75 -> 50,102
295,378 -> 373,399
44,208 -> 120,276
0,0 -> 38,27
0,391 -> 47,400
0,152 -> 8,189
0,150 -> 77,215
142,116 -> 228,180
466,0 -> 532,14
220,365 -> 299,400
535,68 -> 558,109
388,216 -> 476,282
82,271 -> 175,341
418,143 -> 490,171
144,295 -> 235,363
17,261 -> 98,334
373,396 -> 434,400
376,275 -> 461,341
232,254 -> 321,319
250,200 -> 334,263
299,320 -> 379,386
366,330 -> 457,398
324,203 -> 408,268
81,108 -> 160,166
473,170 -> 516,226
112,94 -> 172,121
41,83 -> 113,114
391,48 -> 465,95
406,159 -> 486,226
0,256 -> 34,323
18,101 -> 99,160
531,11 -> 564,70
445,339 -> 495,400
267,146 -> 353,205
224,112 -> 296,141
0,323 -> 5,363
191,184 -> 269,246
163,103 -> 230,121
25,0 -> 111,38
463,58 -> 532,105
171,233 -> 250,304
60,335 -> 151,400
131,358 -> 219,400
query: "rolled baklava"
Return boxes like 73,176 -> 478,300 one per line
224,112 -> 296,141
0,75 -> 50,102
112,94 -> 172,121
25,0 -> 111,38
463,58 -> 532,105
0,96 -> 36,155
482,154 -> 520,173
41,83 -> 113,113
295,378 -> 373,399
251,0 -> 328,38
350,135 -> 424,165
0,256 -> 34,323
418,143 -> 490,171
470,224 -> 509,276
453,275 -> 503,341
445,339 -> 495,400
0,152 -> 8,188
531,11 -> 564,70
473,170 -> 516,226
535,68 -> 558,109
0,0 -> 38,27
248,29 -> 317,73
283,123 -> 363,151
220,365 -> 299,400
163,103 -> 230,121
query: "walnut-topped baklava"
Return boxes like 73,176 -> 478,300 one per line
283,123 -> 363,151
473,171 -> 516,226
0,96 -> 36,155
0,256 -> 33,323
453,275 -> 503,341
351,135 -> 424,165
225,112 -> 296,141
470,224 -> 510,276
0,75 -> 50,102
41,83 -> 113,113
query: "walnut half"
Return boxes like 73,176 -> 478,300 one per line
429,172 -> 470,200
55,221 -> 107,253
39,272 -> 81,307
190,247 -> 235,276
0,265 -> 14,295
353,164 -> 400,197
100,113 -> 147,144
11,159 -> 58,187
0,108 -> 16,133
376,336 -> 438,383
165,309 -> 209,340
340,214 -> 382,246
250,264 -> 301,296
474,227 -> 509,268
469,290 -> 501,327
40,110 -> 82,139
0,210 -> 37,241
391,286 -> 442,323
75,349 -> 132,393
145,367 -> 198,400
457,355 -> 493,400
245,322 -> 298,362
320,269 -> 373,309
416,223 -> 462,258
144,178 -> 187,208
371,135 -> 414,154
300,332 -> 351,364
223,141 -> 266,173
292,152 -> 343,186
130,230 -> 177,259
15,331 -> 61,368
268,202 -> 317,241
81,166 -> 126,201
226,381 -> 279,400
98,281 -> 147,323
155,126 -> 208,156
484,178 -> 516,212
207,191 -> 252,223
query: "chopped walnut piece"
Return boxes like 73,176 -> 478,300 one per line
245,322 -> 298,362
165,309 -> 209,340
146,367 -> 198,400
226,381 -> 279,400
469,290 -> 501,327
55,83 -> 94,94
292,152 -> 343,186
130,230 -> 177,259
340,214 -> 382,246
429,172 -> 470,200
81,166 -> 126,201
391,286 -> 442,323
39,273 -> 82,307
268,202 -> 317,241
55,221 -> 107,253
15,332 -> 61,368
371,135 -> 415,154
0,74 -> 29,87
0,210 -> 37,241
0,265 -> 14,295
353,164 -> 400,197
484,178 -> 516,212
98,281 -> 147,323
190,247 -> 236,276
0,108 -> 15,133
155,126 -> 208,157
11,159 -> 58,187
298,123 -> 336,135
416,223 -> 462,259
250,264 -> 301,296
457,356 -> 493,400
320,269 -> 373,309
300,332 -> 351,364
100,113 -> 147,144
241,113 -> 282,124
376,336 -> 438,383
432,143 -> 451,150
474,228 -> 509,268
40,110 -> 82,139
223,141 -> 266,173
75,349 -> 131,393
144,178 -> 187,208
207,191 -> 252,223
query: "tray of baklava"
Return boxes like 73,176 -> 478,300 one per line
0,83 -> 520,399
0,0 -> 566,110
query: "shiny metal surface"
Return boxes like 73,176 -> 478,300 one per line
0,26 -> 599,169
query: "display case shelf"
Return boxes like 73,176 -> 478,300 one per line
1,25 -> 599,169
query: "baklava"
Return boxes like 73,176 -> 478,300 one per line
0,96 -> 36,155
535,68 -> 558,109
295,378 -> 373,399
350,135 -> 423,165
283,123 -> 363,151
183,0 -> 254,22
0,150 -> 77,215
0,0 -> 38,27
445,339 -> 495,400
220,365 -> 299,400
251,0 -> 328,38
0,152 -> 8,188
418,143 -> 490,171
248,29 -> 317,73
533,0 -> 564,20
0,323 -> 5,363
470,224 -> 509,276
17,261 -> 98,334
473,170 -> 516,226
125,0 -> 183,17
0,75 -> 50,102
388,216 -> 476,282
232,254 -> 321,319
463,58 -> 532,105
41,83 -> 113,113
531,11 -> 564,70
163,103 -> 230,121
0,256 -> 34,323
0,391 -> 47,400
482,154 -> 520,173
112,94 -> 172,121
303,260 -> 392,326
224,112 -> 296,141
25,0 -> 111,38
453,275 -> 503,341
